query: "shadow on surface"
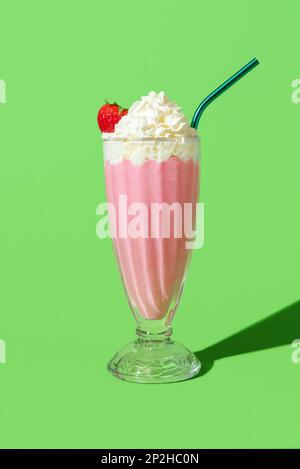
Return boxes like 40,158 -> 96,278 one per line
194,300 -> 300,378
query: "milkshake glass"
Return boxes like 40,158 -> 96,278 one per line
103,134 -> 201,383
99,58 -> 260,382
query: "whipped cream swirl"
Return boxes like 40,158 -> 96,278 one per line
103,91 -> 199,165
111,91 -> 197,138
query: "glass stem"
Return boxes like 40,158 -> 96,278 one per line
136,319 -> 173,344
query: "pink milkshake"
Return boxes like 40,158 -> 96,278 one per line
101,91 -> 201,383
105,154 -> 199,321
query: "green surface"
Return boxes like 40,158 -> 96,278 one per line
0,0 -> 300,449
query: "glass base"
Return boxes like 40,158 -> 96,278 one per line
107,339 -> 201,384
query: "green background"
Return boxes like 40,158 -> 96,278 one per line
0,0 -> 299,449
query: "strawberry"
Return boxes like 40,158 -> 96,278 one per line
97,101 -> 128,133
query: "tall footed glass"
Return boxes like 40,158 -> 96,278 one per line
103,136 -> 201,383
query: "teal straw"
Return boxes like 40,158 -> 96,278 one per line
191,58 -> 259,129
